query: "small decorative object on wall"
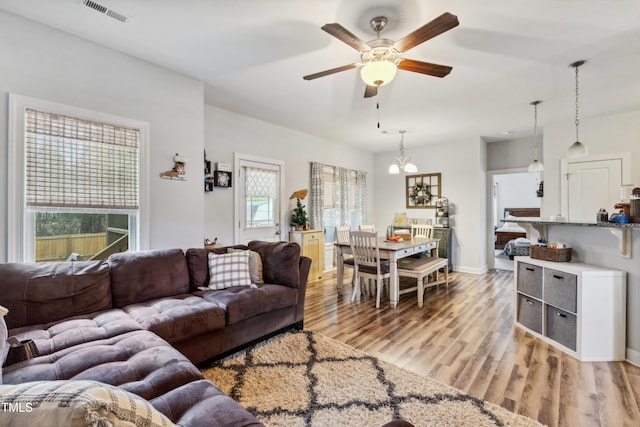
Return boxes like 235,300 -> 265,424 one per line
213,170 -> 232,188
536,180 -> 544,198
160,153 -> 186,180
204,150 -> 213,191
290,189 -> 309,231
406,173 -> 441,208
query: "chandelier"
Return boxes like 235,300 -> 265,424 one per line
567,60 -> 589,158
527,100 -> 544,172
388,130 -> 417,174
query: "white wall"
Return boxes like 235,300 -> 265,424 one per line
493,172 -> 541,227
541,109 -> 640,360
0,11 -> 205,260
487,136 -> 541,171
203,105 -> 374,247
373,137 -> 487,273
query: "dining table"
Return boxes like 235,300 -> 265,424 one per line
335,236 -> 439,308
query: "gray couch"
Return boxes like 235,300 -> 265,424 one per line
0,241 -> 311,426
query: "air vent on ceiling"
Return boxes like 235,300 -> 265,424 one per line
82,0 -> 129,23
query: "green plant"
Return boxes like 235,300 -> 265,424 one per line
290,197 -> 309,227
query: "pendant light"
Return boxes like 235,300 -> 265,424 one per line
527,100 -> 544,172
388,130 -> 417,174
567,60 -> 589,158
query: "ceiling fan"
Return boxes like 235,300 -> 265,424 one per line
303,12 -> 459,98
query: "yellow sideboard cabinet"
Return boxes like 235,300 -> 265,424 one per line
289,230 -> 323,281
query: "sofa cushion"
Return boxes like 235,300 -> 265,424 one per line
7,309 -> 144,357
0,380 -> 174,427
151,379 -> 263,427
248,241 -> 301,287
207,251 -> 252,289
197,285 -> 298,325
0,261 -> 111,330
109,248 -> 190,308
185,246 -> 248,292
122,295 -> 225,344
2,330 -> 204,412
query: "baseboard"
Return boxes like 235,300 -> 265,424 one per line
627,347 -> 640,367
454,265 -> 488,274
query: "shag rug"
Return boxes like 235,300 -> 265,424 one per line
201,330 -> 542,427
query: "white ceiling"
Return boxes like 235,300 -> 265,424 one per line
2,0 -> 640,152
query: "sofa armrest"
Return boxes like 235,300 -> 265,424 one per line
295,256 -> 312,325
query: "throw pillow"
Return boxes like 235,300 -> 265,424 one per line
0,380 -> 174,426
227,248 -> 264,285
207,251 -> 252,290
0,305 -> 8,384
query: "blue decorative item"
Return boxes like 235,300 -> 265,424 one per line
609,213 -> 630,223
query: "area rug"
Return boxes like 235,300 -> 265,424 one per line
201,330 -> 542,427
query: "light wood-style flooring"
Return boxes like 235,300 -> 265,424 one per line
303,269 -> 640,427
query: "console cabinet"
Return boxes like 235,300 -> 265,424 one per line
289,230 -> 323,281
514,256 -> 626,361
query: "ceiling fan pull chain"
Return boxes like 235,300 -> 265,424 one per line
377,102 -> 381,129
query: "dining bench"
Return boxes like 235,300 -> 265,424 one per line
397,256 -> 449,307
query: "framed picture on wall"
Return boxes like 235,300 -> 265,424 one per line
213,170 -> 232,188
406,173 -> 441,208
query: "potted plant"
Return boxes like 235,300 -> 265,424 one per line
290,197 -> 309,231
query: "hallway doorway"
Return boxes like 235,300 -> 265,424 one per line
490,170 -> 541,271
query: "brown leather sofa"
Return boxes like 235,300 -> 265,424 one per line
0,241 -> 311,427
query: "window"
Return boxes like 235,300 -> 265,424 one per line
244,166 -> 278,228
311,163 -> 368,244
8,95 -> 149,262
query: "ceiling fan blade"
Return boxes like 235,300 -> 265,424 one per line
303,63 -> 358,80
364,85 -> 378,98
394,12 -> 459,52
321,23 -> 371,52
398,59 -> 452,78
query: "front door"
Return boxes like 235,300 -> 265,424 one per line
235,155 -> 284,244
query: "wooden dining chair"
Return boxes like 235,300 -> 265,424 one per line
336,226 -> 355,285
349,231 -> 390,308
359,224 -> 376,232
410,223 -> 434,239
410,223 -> 438,256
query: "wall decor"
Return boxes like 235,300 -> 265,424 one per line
406,173 -> 441,208
204,150 -> 213,191
213,170 -> 232,188
160,153 -> 186,181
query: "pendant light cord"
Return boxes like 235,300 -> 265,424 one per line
574,64 -> 580,142
533,102 -> 538,160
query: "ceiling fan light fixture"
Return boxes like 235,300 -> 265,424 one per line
360,60 -> 397,87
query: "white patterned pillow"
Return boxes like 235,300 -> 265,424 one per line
207,251 -> 252,289
0,380 -> 174,427
0,305 -> 8,385
227,248 -> 264,285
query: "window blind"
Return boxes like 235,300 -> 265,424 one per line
245,166 -> 278,198
25,108 -> 139,210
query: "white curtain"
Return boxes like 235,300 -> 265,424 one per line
309,162 -> 368,239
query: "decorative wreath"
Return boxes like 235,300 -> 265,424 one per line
410,183 -> 431,205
